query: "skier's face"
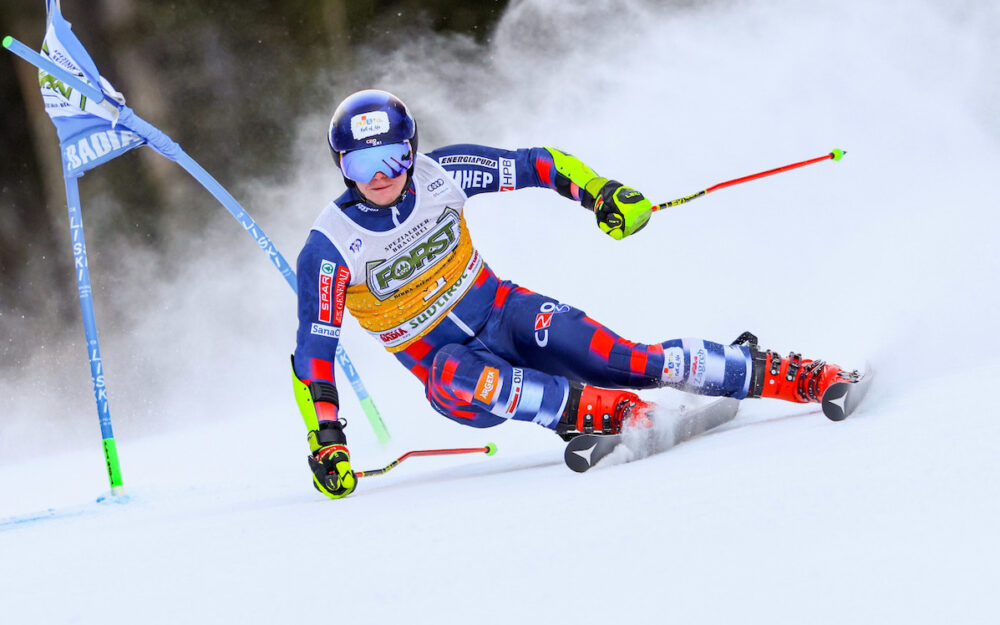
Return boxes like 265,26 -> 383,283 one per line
356,171 -> 408,207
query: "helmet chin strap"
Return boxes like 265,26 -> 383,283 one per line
351,169 -> 414,209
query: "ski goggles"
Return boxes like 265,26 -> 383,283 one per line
340,141 -> 414,183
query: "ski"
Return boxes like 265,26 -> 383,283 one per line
564,397 -> 740,473
821,368 -> 874,421
563,434 -> 622,473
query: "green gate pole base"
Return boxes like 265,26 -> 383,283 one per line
359,397 -> 392,444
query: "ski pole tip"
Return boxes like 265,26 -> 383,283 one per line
830,148 -> 846,161
485,442 -> 497,456
2,36 -> 12,49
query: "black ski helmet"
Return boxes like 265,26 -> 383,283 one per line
328,89 -> 418,172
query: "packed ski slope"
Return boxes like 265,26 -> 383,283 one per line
2,1 -> 998,622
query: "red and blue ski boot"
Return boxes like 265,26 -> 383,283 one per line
734,332 -> 862,407
555,382 -> 652,441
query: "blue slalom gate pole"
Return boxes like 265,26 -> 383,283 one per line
3,35 -> 106,103
174,149 -> 388,442
63,173 -> 125,495
5,30 -> 390,445
121,110 -> 392,445
174,146 -> 389,442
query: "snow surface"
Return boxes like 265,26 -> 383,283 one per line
3,0 -> 999,623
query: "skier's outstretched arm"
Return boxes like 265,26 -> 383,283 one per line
427,144 -> 652,240
540,146 -> 652,240
292,231 -> 356,499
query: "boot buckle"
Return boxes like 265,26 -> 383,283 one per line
768,351 -> 782,376
785,352 -> 802,381
731,331 -> 759,349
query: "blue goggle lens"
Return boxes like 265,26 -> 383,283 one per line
340,142 -> 413,183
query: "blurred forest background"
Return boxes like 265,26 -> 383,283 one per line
0,0 -> 507,366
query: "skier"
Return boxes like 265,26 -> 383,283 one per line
292,89 -> 858,499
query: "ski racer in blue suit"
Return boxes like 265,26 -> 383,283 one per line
293,90 -> 855,499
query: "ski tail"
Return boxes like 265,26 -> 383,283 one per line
564,397 -> 740,473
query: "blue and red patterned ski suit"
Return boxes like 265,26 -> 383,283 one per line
294,144 -> 753,431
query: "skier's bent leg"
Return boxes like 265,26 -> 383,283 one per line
427,343 -> 570,429
551,337 -> 756,439
568,329 -> 855,405
656,338 -> 754,398
588,333 -> 858,406
493,287 -> 753,398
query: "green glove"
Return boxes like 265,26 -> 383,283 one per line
541,148 -> 653,240
306,421 -> 357,499
587,178 -> 652,240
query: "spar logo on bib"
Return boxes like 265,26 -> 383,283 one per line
351,111 -> 390,140
318,261 -> 349,325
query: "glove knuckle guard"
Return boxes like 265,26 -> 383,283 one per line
307,424 -> 356,499
596,182 -> 651,239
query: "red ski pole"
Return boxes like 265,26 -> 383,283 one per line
651,148 -> 846,212
355,443 -> 497,478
